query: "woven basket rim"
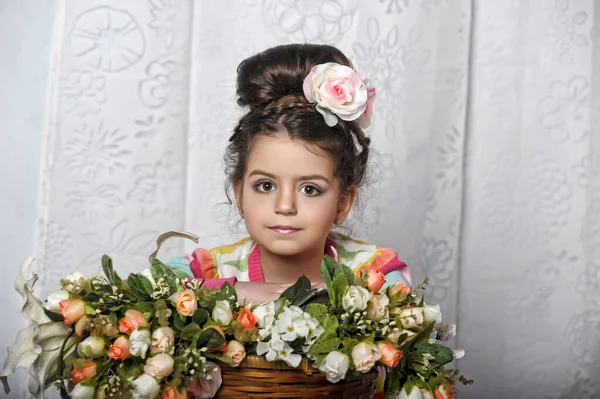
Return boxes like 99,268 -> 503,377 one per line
221,354 -> 318,372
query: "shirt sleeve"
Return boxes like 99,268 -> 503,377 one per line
167,248 -> 237,289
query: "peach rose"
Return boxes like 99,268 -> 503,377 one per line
59,299 -> 86,325
377,342 -> 403,368
237,306 -> 257,330
224,340 -> 246,367
434,384 -> 455,399
151,327 -> 175,355
366,294 -> 390,322
119,309 -> 148,334
169,289 -> 197,317
74,315 -> 91,337
365,268 -> 386,293
162,386 -> 188,399
144,353 -> 174,379
108,336 -> 131,361
71,360 -> 97,384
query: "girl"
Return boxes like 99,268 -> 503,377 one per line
169,43 -> 411,303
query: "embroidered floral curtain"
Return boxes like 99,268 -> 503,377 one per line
1,0 -> 599,398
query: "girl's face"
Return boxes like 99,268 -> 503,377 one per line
234,134 -> 355,257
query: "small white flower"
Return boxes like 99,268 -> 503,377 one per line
342,286 -> 371,312
45,290 -> 69,313
129,329 -> 151,359
319,351 -> 350,383
212,300 -> 233,326
278,342 -> 302,368
275,307 -> 309,341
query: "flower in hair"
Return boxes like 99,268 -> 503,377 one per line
302,62 -> 375,128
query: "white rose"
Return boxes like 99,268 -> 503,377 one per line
77,336 -> 106,358
318,351 -> 350,383
342,286 -> 371,312
45,290 -> 69,313
423,304 -> 442,324
212,300 -> 233,326
351,342 -> 381,373
224,340 -> 246,367
131,374 -> 160,399
151,327 -> 175,355
366,294 -> 390,322
140,268 -> 156,289
60,271 -> 87,294
453,349 -> 465,359
69,383 -> 95,399
252,301 -> 276,329
396,386 -> 426,399
399,307 -> 424,329
144,353 -> 174,379
129,329 -> 151,359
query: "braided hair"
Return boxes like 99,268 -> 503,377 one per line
225,44 -> 371,197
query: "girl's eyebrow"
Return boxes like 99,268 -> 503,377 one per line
248,169 -> 330,183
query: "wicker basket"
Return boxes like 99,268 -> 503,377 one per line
215,355 -> 376,399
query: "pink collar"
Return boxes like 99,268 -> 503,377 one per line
247,237 -> 337,282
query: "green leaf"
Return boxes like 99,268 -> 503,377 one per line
180,323 -> 202,343
192,308 -> 210,326
127,274 -> 153,301
214,282 -> 237,303
411,322 -> 435,347
306,303 -> 328,320
173,313 -> 185,330
84,305 -> 96,316
329,273 -> 349,307
43,308 -> 64,323
205,352 -> 234,364
308,333 -> 340,355
320,257 -> 338,289
101,255 -> 123,290
415,343 -> 454,367
197,327 -> 226,349
279,275 -> 311,303
151,258 -> 169,281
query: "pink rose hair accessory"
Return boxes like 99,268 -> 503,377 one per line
302,62 -> 376,128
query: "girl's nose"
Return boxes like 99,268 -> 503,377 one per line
274,187 -> 297,216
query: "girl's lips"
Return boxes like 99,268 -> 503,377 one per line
269,225 -> 300,234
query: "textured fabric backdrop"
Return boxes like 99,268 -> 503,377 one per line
1,0 -> 599,398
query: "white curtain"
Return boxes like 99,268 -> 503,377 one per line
1,0 -> 598,398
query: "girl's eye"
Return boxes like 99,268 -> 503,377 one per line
301,185 -> 321,196
256,182 -> 275,192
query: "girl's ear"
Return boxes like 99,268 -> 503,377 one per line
233,180 -> 244,215
337,185 -> 357,223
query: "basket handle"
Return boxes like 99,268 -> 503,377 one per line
148,231 -> 200,263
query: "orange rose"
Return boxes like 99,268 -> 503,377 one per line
119,309 -> 148,333
162,386 -> 188,399
59,299 -> 86,325
434,384 -> 455,399
387,281 -> 412,300
237,306 -> 257,330
377,342 -> 403,368
365,268 -> 386,293
70,360 -> 97,384
169,289 -> 198,317
108,336 -> 131,360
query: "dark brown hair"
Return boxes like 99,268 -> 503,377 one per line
225,43 -> 371,197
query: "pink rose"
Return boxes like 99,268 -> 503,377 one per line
377,342 -> 403,368
162,386 -> 188,399
70,360 -> 97,384
108,336 -> 131,361
303,62 -> 369,127
185,362 -> 222,398
119,309 -> 148,334
434,384 -> 456,399
59,299 -> 86,325
364,268 -> 386,293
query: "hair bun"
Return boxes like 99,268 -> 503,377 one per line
235,44 -> 351,108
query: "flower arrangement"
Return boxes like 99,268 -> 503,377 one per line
1,251 -> 471,399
